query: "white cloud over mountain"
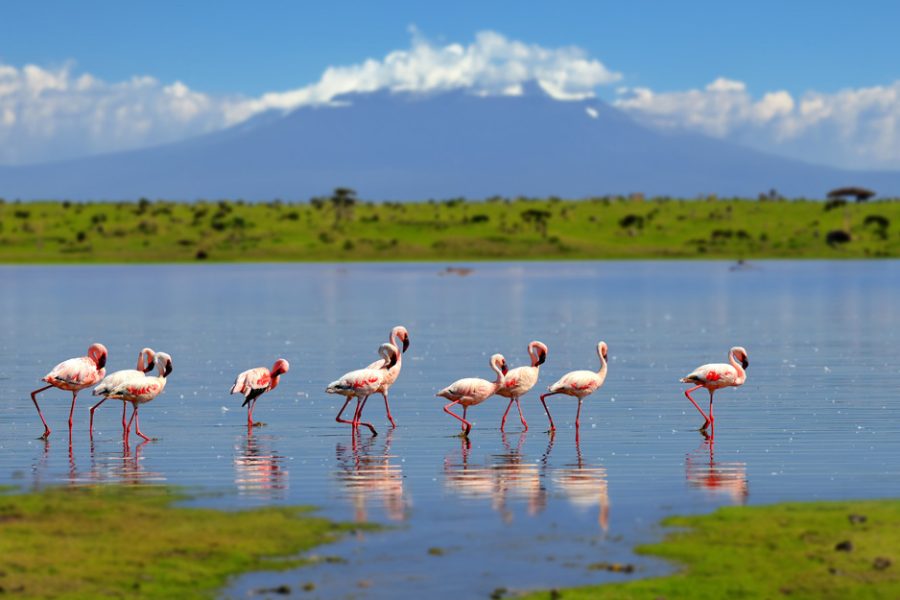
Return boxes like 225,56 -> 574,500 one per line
1,29 -> 900,170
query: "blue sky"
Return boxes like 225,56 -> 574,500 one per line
4,0 -> 899,97
2,1 -> 900,169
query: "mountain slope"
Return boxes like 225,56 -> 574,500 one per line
3,84 -> 900,200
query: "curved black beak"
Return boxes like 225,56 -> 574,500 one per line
501,363 -> 509,375
536,350 -> 547,366
97,354 -> 107,369
387,353 -> 398,369
402,336 -> 410,353
145,358 -> 156,373
164,361 -> 173,377
741,358 -> 749,369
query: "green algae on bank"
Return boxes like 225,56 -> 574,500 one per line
522,500 -> 900,599
0,485 -> 368,599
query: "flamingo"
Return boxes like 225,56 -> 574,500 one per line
363,325 -> 410,427
326,343 -> 399,437
680,346 -> 749,431
539,342 -> 608,434
230,358 -> 290,428
30,343 -> 108,439
497,341 -> 548,432
436,353 -> 508,436
89,347 -> 156,436
98,352 -> 173,442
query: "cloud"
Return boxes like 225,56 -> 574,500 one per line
0,30 -> 620,165
614,79 -> 900,170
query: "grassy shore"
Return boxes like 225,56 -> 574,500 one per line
0,485 -> 366,599
523,499 -> 900,599
0,196 -> 898,262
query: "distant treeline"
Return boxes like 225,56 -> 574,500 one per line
0,190 -> 897,262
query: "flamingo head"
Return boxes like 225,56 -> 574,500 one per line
731,346 -> 749,369
139,347 -> 156,373
271,358 -> 290,377
529,341 -> 548,366
156,352 -> 174,377
88,343 -> 108,369
598,341 -> 609,362
491,353 -> 509,376
379,343 -> 399,369
392,326 -> 410,353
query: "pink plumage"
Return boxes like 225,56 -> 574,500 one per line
327,343 -> 399,436
362,326 -> 410,427
680,346 -> 749,433
540,342 -> 608,436
496,341 -> 548,432
437,353 -> 508,436
231,358 -> 290,429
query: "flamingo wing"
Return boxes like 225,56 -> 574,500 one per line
681,363 -> 738,386
45,357 -> 104,388
94,369 -> 143,397
550,370 -> 599,395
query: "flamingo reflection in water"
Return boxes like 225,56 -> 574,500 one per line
86,438 -> 165,485
443,432 -> 546,522
234,431 -> 289,498
334,429 -> 407,523
543,433 -> 610,532
685,435 -> 748,504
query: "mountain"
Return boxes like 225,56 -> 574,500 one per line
3,83 -> 900,200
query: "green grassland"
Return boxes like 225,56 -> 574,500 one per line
523,499 -> 900,600
0,195 -> 898,262
0,485 -> 367,599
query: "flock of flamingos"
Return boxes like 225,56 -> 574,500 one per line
29,325 -> 749,441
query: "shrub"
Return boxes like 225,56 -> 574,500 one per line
619,214 -> 644,229
470,214 -> 490,223
826,230 -> 851,246
863,215 -> 889,229
824,198 -> 846,211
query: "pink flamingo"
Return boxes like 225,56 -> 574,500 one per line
89,347 -> 156,436
30,343 -> 108,439
99,352 -> 173,442
539,342 -> 608,434
436,354 -> 508,437
497,341 -> 548,432
230,358 -> 290,428
326,343 -> 399,437
680,346 -> 749,431
363,326 -> 410,427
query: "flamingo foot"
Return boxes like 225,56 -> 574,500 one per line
39,429 -> 51,440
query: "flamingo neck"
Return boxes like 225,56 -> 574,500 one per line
389,331 -> 403,370
527,344 -> 539,367
597,352 -> 608,383
490,360 -> 504,388
729,353 -> 746,383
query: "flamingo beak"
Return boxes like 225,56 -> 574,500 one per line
97,354 -> 107,369
502,363 -> 509,375
741,357 -> 749,369
402,336 -> 410,352
146,358 -> 156,372
164,360 -> 173,377
537,350 -> 547,366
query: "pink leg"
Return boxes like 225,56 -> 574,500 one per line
353,395 -> 378,436
539,392 -> 559,432
708,389 -> 715,434
462,406 -> 469,432
336,397 -> 354,426
30,385 -> 53,439
500,398 -> 515,431
89,397 -> 107,437
684,385 -> 711,429
125,405 -> 137,441
381,391 -> 397,428
443,401 -> 472,436
247,398 -> 256,428
575,398 -> 583,429
132,406 -> 151,442
67,391 -> 78,432
121,403 -> 127,432
515,398 -> 528,431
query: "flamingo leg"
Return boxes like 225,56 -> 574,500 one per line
125,405 -> 137,440
132,406 -> 151,441
247,398 -> 256,428
684,385 -> 711,429
515,398 -> 528,431
443,400 -> 472,436
335,397 -> 354,426
30,384 -> 54,439
575,398 -> 583,429
381,391 -> 397,428
500,398 -> 515,431
539,392 -> 559,432
89,397 -> 107,436
121,403 -> 127,432
462,406 -> 469,433
351,395 -> 378,435
708,389 -> 715,435
67,391 -> 78,432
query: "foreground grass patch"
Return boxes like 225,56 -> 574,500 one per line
0,485 -> 361,599
524,500 -> 900,599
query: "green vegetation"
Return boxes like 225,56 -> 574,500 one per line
523,499 -> 900,599
0,485 -> 366,599
1,193 -> 899,262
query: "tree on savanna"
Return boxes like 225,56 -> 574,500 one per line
521,208 -> 551,238
330,187 -> 358,227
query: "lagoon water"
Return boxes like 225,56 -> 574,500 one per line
1,261 -> 898,598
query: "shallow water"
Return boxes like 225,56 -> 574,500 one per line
1,261 -> 898,598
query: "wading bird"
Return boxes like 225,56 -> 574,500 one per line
230,358 -> 290,428
539,342 -> 608,435
437,354 -> 508,436
326,343 -> 399,437
90,347 -> 156,436
680,346 -> 749,431
97,352 -> 173,442
497,341 -> 548,432
363,326 -> 410,427
30,343 -> 108,439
